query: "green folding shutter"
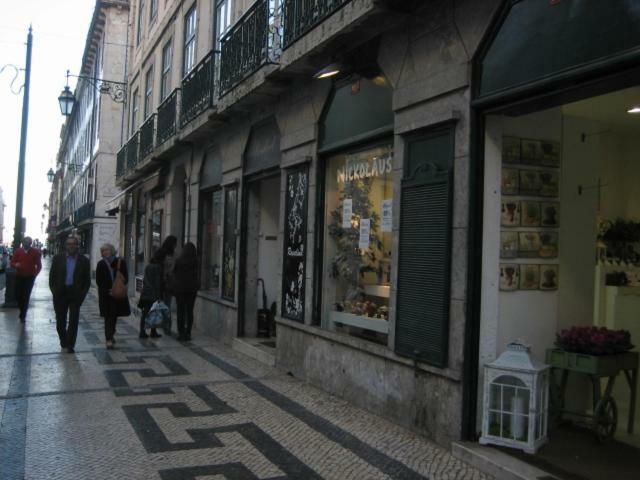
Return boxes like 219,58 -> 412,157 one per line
395,126 -> 454,367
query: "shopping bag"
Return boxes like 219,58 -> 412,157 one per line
146,300 -> 169,328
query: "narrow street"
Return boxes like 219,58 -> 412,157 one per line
0,260 -> 489,480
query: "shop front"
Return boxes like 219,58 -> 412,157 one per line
469,1 -> 640,477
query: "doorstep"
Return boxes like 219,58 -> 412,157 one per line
451,442 -> 560,480
232,337 -> 276,367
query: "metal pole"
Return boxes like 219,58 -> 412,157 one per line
12,26 -> 32,249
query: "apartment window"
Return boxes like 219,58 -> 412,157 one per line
150,0 -> 158,22
136,0 -> 145,45
183,6 -> 197,74
215,0 -> 233,48
131,88 -> 139,134
144,67 -> 154,119
161,41 -> 172,101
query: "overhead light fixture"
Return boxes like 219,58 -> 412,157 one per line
627,105 -> 640,114
313,62 -> 343,80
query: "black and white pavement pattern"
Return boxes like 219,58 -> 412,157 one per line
0,261 -> 491,480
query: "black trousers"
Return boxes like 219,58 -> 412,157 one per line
15,275 -> 36,320
53,287 -> 82,349
175,292 -> 197,336
104,315 -> 117,341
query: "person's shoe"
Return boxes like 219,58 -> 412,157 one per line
106,340 -> 114,350
139,332 -> 149,339
67,347 -> 75,353
150,331 -> 162,338
185,333 -> 191,341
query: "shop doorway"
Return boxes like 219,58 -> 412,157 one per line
240,173 -> 281,349
478,84 -> 640,479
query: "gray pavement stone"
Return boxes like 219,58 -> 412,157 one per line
0,260 -> 492,480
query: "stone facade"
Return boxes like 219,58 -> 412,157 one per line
113,0 -> 503,448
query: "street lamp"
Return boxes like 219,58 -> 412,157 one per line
47,168 -> 55,182
57,69 -> 126,117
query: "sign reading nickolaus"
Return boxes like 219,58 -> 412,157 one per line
337,154 -> 392,183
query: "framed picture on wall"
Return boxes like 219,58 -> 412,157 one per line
541,202 -> 560,227
521,201 -> 541,227
521,139 -> 543,165
502,136 -> 521,164
539,231 -> 559,258
519,232 -> 541,257
501,168 -> 520,195
501,200 -> 521,227
500,231 -> 519,258
539,169 -> 559,197
541,140 -> 561,167
540,264 -> 559,290
500,264 -> 520,291
519,264 -> 540,290
519,170 -> 541,195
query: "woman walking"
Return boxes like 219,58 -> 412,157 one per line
172,242 -> 200,341
96,244 -> 131,349
138,249 -> 164,338
159,235 -> 178,335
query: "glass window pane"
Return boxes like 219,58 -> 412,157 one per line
490,383 -> 501,410
321,145 -> 394,345
201,190 -> 223,295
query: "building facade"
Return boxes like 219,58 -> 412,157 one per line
52,0 -> 129,273
112,0 -> 640,466
0,186 -> 5,245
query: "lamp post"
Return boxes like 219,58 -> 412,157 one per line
2,27 -> 32,308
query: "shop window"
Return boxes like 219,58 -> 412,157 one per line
222,185 -> 238,301
395,125 -> 454,367
200,189 -> 223,296
282,166 -> 309,322
136,211 -> 146,276
321,144 -> 394,345
151,210 -> 162,256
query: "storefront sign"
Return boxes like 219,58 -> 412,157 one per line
342,198 -> 353,228
381,199 -> 393,232
359,218 -> 371,249
337,155 -> 392,184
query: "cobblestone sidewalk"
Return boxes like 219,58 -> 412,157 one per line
0,261 -> 491,480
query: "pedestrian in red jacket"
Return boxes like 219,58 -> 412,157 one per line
10,236 -> 42,322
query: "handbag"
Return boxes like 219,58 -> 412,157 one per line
110,259 -> 127,299
146,300 -> 169,328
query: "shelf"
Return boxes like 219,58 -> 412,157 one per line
330,311 -> 389,334
363,284 -> 391,298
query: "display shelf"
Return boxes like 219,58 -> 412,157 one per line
330,311 -> 389,334
363,284 -> 391,298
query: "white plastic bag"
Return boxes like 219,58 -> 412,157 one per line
146,300 -> 169,328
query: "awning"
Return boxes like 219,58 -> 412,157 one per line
104,172 -> 162,211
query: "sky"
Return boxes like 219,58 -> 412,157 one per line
0,0 -> 96,245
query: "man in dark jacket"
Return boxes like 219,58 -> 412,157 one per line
49,236 -> 91,353
10,236 -> 42,322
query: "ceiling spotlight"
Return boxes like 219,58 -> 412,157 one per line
313,62 -> 343,80
627,105 -> 640,114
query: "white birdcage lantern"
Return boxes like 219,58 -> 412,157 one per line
480,341 -> 550,454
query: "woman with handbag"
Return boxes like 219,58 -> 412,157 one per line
96,244 -> 131,349
172,242 -> 200,341
138,249 -> 164,339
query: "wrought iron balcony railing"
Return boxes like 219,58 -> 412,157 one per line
219,0 -> 278,96
73,201 -> 95,224
139,114 -> 156,159
180,53 -> 214,127
126,131 -> 139,172
116,144 -> 127,178
282,0 -> 352,49
157,88 -> 179,146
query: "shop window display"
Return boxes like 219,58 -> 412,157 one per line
200,190 -> 223,295
321,145 -> 393,344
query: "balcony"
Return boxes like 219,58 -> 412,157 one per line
126,131 -> 140,172
157,89 -> 179,146
219,0 -> 272,96
282,0 -> 352,49
73,201 -> 95,224
180,53 -> 214,127
139,114 -> 156,159
116,144 -> 127,179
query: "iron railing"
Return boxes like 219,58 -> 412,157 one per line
219,0 -> 272,96
126,131 -> 139,172
180,53 -> 214,127
139,114 -> 156,159
73,201 -> 95,224
116,144 -> 127,178
157,88 -> 179,145
282,0 -> 351,48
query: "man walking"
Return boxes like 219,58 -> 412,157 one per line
49,236 -> 91,353
10,236 -> 42,322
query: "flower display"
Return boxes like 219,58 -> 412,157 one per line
555,326 -> 634,355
